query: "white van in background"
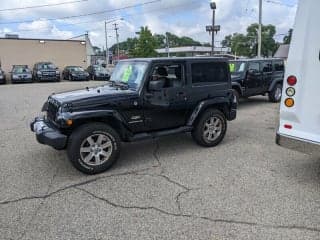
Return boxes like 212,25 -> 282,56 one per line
276,0 -> 320,153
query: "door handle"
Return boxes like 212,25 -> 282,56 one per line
176,92 -> 186,96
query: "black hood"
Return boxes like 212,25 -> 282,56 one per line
231,73 -> 244,82
51,84 -> 138,107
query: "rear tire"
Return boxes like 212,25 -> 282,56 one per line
67,123 -> 121,174
192,109 -> 227,147
269,84 -> 282,102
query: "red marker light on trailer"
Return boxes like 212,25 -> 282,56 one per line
284,124 -> 292,129
287,75 -> 297,86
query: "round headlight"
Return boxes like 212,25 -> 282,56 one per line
286,87 -> 295,97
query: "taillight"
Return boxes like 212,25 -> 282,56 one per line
287,75 -> 297,86
284,98 -> 295,107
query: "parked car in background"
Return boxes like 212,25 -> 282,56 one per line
11,65 -> 33,83
31,57 -> 237,174
33,62 -> 60,82
229,59 -> 285,103
62,66 -> 89,81
87,65 -> 110,80
0,68 -> 6,84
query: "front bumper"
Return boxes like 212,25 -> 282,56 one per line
276,132 -> 320,155
30,117 -> 67,150
71,75 -> 88,80
12,77 -> 33,83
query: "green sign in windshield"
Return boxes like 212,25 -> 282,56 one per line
229,63 -> 235,73
121,65 -> 133,82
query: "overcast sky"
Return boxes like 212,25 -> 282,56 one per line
0,0 -> 298,49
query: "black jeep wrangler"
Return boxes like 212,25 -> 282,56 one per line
31,57 -> 237,174
229,59 -> 285,103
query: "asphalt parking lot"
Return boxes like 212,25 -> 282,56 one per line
1,82 -> 320,240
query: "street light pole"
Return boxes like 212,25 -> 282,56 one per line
258,0 -> 262,58
104,21 -> 108,68
211,3 -> 215,56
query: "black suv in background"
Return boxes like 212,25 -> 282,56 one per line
11,65 -> 33,83
230,59 -> 284,103
0,68 -> 5,84
33,62 -> 60,82
62,66 -> 90,81
87,65 -> 110,80
31,57 -> 237,174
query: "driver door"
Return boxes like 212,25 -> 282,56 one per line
143,63 -> 189,131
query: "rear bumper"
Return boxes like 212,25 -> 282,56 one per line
276,132 -> 320,154
30,117 -> 67,150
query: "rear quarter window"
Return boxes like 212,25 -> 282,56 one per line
273,61 -> 284,71
191,62 -> 228,85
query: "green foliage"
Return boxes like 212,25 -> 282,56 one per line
130,26 -> 157,58
222,23 -> 279,57
110,27 -> 205,58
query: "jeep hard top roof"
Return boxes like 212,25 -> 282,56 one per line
230,58 -> 283,62
120,57 -> 229,63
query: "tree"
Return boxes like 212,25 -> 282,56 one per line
131,26 -> 157,58
283,29 -> 293,44
221,23 -> 278,57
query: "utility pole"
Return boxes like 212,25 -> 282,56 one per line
104,21 -> 108,67
258,0 -> 262,58
206,2 -> 220,56
114,23 -> 120,61
165,33 -> 170,57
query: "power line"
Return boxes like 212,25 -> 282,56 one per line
0,0 -> 161,25
0,0 -> 88,12
14,0 -> 198,33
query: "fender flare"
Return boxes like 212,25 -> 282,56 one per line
268,79 -> 283,92
187,97 -> 231,126
231,82 -> 243,95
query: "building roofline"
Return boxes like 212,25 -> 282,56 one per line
0,37 -> 85,43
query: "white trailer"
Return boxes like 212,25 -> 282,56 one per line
276,0 -> 320,153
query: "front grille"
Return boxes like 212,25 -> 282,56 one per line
47,98 -> 60,121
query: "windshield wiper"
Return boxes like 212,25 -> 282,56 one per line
109,80 -> 129,89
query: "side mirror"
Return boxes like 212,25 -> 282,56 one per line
149,80 -> 164,91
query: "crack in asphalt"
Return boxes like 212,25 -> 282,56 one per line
0,168 -> 154,205
17,167 -> 60,240
76,187 -> 320,234
2,141 -> 320,234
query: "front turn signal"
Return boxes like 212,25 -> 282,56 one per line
66,119 -> 73,126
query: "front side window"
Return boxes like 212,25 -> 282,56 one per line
248,62 -> 260,72
110,61 -> 148,90
149,64 -> 184,89
192,62 -> 228,85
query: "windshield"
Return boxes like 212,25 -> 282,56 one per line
39,63 -> 56,70
229,61 -> 246,74
94,66 -> 107,72
13,67 -> 30,74
110,61 -> 148,90
70,67 -> 84,72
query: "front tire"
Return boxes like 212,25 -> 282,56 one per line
269,84 -> 282,102
67,123 -> 121,174
192,109 -> 227,147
